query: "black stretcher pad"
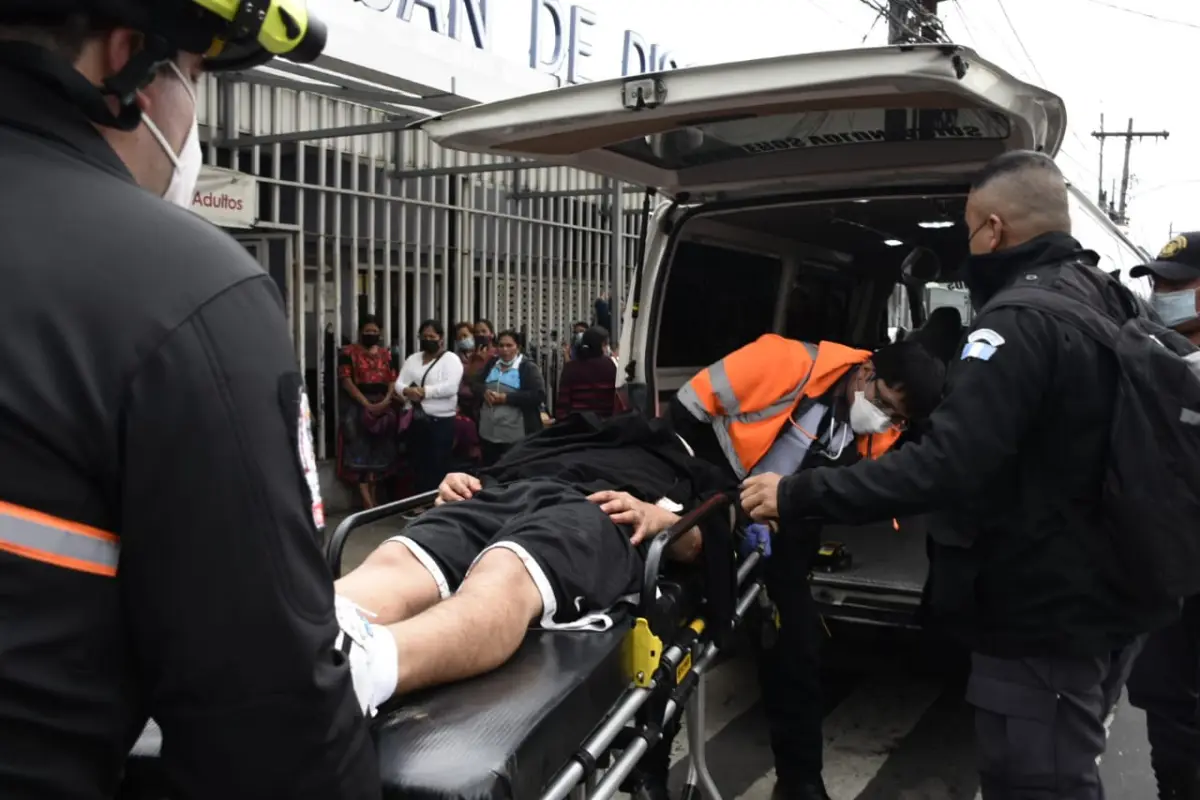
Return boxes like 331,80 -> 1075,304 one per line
121,626 -> 630,800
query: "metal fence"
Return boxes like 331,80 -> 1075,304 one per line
196,75 -> 646,457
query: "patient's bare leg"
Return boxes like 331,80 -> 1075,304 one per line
335,541 -> 443,624
384,547 -> 543,695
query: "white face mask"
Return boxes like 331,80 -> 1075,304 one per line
142,61 -> 202,209
849,390 -> 893,435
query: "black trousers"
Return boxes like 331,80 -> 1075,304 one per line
758,523 -> 825,786
1127,597 -> 1200,771
967,641 -> 1143,799
410,415 -> 455,493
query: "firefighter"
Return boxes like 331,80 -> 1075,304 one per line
0,2 -> 380,797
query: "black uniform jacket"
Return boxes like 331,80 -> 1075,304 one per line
778,233 -> 1176,658
0,60 -> 379,798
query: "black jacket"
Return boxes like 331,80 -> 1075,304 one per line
473,355 -> 547,436
778,233 -> 1176,658
0,61 -> 378,798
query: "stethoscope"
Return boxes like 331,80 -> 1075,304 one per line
785,405 -> 854,462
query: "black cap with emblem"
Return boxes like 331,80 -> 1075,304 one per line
1131,233 -> 1200,283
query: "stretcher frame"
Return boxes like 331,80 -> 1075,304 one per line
326,489 -> 767,800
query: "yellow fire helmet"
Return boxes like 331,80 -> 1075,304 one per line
0,0 -> 327,128
189,0 -> 327,71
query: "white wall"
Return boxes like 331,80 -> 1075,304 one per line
306,0 -> 683,104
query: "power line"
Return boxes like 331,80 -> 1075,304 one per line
950,0 -> 977,45
1078,0 -> 1200,30
858,0 -> 925,44
860,10 -> 884,44
982,0 -> 1101,163
993,0 -> 1046,84
806,0 -> 860,35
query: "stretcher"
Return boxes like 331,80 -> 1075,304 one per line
119,489 -> 766,800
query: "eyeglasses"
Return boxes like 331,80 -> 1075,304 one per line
869,380 -> 909,431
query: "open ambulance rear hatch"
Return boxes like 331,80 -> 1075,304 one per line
420,44 -> 1068,629
419,43 -> 1066,202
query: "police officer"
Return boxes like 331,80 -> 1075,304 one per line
1126,234 -> 1200,799
741,150 -> 1178,798
0,3 -> 380,798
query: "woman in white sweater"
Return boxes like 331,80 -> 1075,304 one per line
395,319 -> 463,492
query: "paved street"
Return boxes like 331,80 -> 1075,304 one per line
663,633 -> 1156,800
327,512 -> 1159,800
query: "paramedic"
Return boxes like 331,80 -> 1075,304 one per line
1126,233 -> 1200,799
0,3 -> 379,798
672,336 -> 946,800
742,150 -> 1178,798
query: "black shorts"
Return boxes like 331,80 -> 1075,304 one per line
389,479 -> 644,629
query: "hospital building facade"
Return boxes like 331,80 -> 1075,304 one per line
183,0 -> 674,464
184,0 -> 940,477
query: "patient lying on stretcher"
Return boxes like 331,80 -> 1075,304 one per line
333,412 -> 730,717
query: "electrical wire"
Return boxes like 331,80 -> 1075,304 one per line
982,0 -> 1096,165
950,0 -> 977,45
1078,0 -> 1200,30
861,9 -> 884,44
855,0 -> 941,44
993,0 -> 1047,84
808,0 -> 860,33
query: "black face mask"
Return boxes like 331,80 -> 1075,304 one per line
419,339 -> 440,354
474,334 -> 491,349
959,232 -> 1087,309
361,334 -> 380,348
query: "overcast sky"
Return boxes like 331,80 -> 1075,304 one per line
604,0 -> 1194,253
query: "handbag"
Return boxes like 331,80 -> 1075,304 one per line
409,351 -> 447,425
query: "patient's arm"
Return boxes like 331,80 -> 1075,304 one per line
587,491 -> 704,563
666,526 -> 704,563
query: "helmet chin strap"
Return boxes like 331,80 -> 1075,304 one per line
0,36 -> 176,131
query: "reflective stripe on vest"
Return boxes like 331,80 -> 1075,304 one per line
679,341 -> 820,479
0,501 -> 119,577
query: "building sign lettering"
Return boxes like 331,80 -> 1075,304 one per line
353,0 -> 680,83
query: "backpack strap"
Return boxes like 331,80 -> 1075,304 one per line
978,261 -> 1138,352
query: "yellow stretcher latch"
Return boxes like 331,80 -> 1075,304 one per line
624,617 -> 662,688
676,652 -> 693,684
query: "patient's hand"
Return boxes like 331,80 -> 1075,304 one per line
587,491 -> 681,547
436,473 -> 482,506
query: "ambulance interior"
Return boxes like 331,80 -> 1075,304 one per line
650,193 -> 973,627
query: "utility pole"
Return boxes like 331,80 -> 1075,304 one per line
1091,117 -> 1169,226
887,0 -> 947,44
886,2 -> 950,139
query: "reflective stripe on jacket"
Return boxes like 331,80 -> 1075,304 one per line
0,500 -> 119,577
675,334 -> 901,478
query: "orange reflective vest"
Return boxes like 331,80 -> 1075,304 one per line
675,334 -> 902,478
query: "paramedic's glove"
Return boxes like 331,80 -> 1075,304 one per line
740,472 -> 783,522
436,472 -> 481,506
740,523 -> 773,559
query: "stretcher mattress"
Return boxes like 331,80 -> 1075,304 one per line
120,625 -> 630,800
